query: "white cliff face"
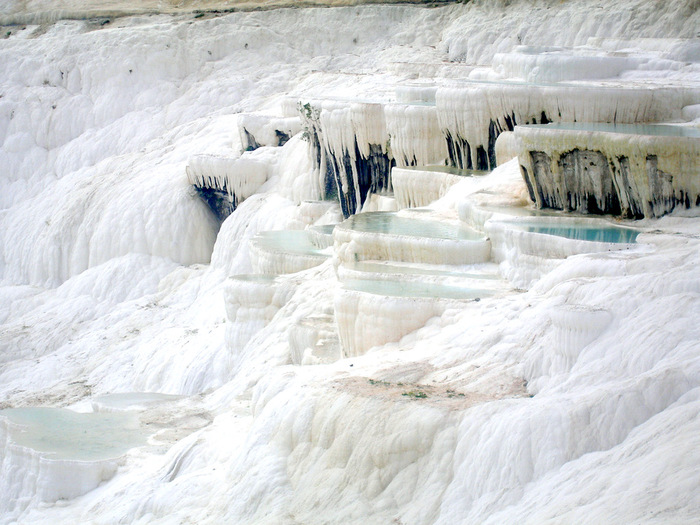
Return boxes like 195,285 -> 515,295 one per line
436,82 -> 697,171
515,123 -> 700,218
315,99 -> 393,216
1,1 -> 700,524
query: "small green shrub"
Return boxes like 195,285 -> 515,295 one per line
402,390 -> 427,399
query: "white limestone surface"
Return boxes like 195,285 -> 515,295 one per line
494,130 -> 518,165
392,166 -> 475,209
238,113 -> 301,150
298,97 -> 394,215
334,288 -> 448,357
385,102 -> 448,167
288,313 -> 341,365
515,123 -> 700,218
436,81 -> 698,171
486,215 -> 643,289
334,212 -> 491,266
0,1 -> 699,524
223,274 -> 295,353
185,152 -> 270,205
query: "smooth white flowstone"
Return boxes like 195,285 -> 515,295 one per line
223,274 -> 295,353
385,102 -> 448,168
0,1 -> 699,524
486,216 -> 642,289
392,165 -> 486,210
334,288 -> 449,358
238,113 -> 301,151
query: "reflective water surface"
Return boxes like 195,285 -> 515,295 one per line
1,408 -> 149,460
525,122 -> 700,138
342,212 -> 486,241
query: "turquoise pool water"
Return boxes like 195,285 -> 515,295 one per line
341,212 -> 485,241
311,224 -> 337,235
524,122 -> 700,138
518,222 -> 639,243
0,408 -> 149,460
253,230 -> 331,257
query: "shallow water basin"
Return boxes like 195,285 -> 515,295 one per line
0,407 -> 149,461
252,230 -> 331,257
514,221 -> 639,243
341,212 -> 484,241
525,122 -> 700,138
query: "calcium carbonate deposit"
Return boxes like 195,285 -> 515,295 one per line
1,0 -> 699,523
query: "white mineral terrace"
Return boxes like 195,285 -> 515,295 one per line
333,218 -> 510,356
1,0 -> 700,523
486,215 -> 643,289
436,80 -> 700,171
249,229 -> 332,275
392,165 -> 488,209
223,274 -> 294,353
238,113 -> 300,150
334,288 -> 450,358
334,211 -> 491,266
0,409 -> 140,512
293,74 -> 700,215
185,151 -> 271,212
516,122 -> 700,218
384,102 -> 448,167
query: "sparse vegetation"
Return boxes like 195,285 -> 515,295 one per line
402,390 -> 428,399
298,102 -> 319,142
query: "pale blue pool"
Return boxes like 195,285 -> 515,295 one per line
341,212 -> 485,241
0,408 -> 148,460
525,122 -> 700,138
253,230 -> 331,257
311,224 -> 337,235
517,222 -> 639,243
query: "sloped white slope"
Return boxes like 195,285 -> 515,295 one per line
10,214 -> 697,525
0,1 -> 699,524
441,0 -> 699,64
0,5 -> 451,284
